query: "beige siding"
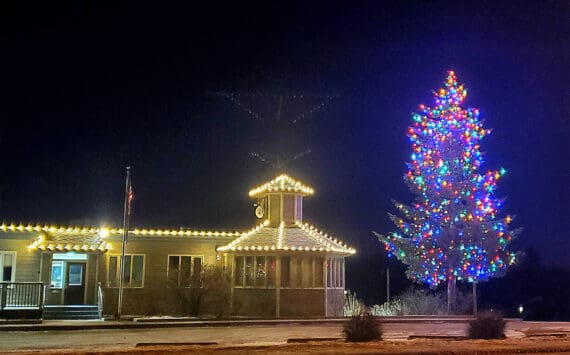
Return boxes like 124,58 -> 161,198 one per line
0,239 -> 41,282
280,289 -> 325,317
85,254 -> 98,304
282,195 -> 294,225
269,194 -> 280,226
101,236 -> 232,316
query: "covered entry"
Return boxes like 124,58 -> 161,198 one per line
49,253 -> 88,305
28,228 -> 111,306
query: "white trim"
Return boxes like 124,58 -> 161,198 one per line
107,254 -> 146,288
0,251 -> 17,282
166,254 -> 204,287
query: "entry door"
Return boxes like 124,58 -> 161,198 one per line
64,262 -> 86,305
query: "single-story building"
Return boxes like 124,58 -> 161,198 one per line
0,174 -> 355,319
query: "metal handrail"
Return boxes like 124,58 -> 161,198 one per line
97,282 -> 103,319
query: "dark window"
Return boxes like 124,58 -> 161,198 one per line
255,256 -> 266,287
234,256 -> 244,286
267,256 -> 276,287
283,195 -> 294,221
281,256 -> 290,288
109,256 -> 118,287
108,254 -> 145,288
2,253 -> 14,282
168,255 -> 202,287
245,256 -> 254,286
315,257 -> 324,287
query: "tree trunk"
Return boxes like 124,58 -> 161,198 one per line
447,276 -> 457,314
473,281 -> 478,317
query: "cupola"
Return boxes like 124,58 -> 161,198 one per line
248,174 -> 314,227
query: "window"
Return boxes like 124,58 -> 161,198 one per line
244,256 -> 254,286
234,255 -> 277,288
167,255 -> 203,287
50,260 -> 64,288
280,256 -> 290,288
314,257 -> 324,287
108,255 -> 145,288
234,256 -> 244,287
292,257 -> 302,288
327,258 -> 331,288
283,195 -> 294,221
285,256 -> 323,289
255,256 -> 266,287
68,264 -> 83,286
326,257 -> 344,288
266,256 -> 276,287
0,251 -> 15,282
302,257 -> 313,288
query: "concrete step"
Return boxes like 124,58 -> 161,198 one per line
43,305 -> 100,320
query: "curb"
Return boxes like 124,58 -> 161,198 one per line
0,316 -> 523,332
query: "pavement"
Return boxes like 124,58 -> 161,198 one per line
0,315 -> 482,331
1,317 -> 570,353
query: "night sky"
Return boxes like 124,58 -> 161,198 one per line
0,0 -> 568,282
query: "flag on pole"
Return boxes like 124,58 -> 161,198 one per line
118,166 -> 132,320
127,184 -> 134,216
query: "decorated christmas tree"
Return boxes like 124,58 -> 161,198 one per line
375,71 -> 520,312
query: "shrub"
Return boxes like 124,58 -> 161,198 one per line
199,265 -> 233,319
399,287 -> 446,315
343,313 -> 382,342
370,287 -> 445,316
343,290 -> 366,317
468,310 -> 506,339
370,299 -> 403,316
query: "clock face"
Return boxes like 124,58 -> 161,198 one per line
255,206 -> 264,218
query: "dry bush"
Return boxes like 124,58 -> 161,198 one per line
468,310 -> 506,339
343,313 -> 382,342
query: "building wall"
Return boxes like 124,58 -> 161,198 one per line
326,288 -> 344,317
0,231 -> 350,318
0,234 -> 41,282
280,289 -> 325,317
85,254 -> 98,304
233,288 -> 276,317
101,236 -> 230,316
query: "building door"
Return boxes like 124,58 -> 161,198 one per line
64,262 -> 86,305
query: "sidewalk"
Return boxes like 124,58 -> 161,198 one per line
0,315 -> 500,332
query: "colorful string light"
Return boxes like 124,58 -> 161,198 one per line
379,71 -> 519,286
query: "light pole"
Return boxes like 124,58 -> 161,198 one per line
386,267 -> 390,303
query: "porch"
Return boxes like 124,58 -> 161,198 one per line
0,282 -> 43,319
0,282 -> 104,320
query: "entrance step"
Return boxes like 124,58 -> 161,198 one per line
43,305 -> 100,320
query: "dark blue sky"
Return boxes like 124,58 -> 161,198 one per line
0,2 -> 568,270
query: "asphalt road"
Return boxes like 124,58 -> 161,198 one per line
0,321 -> 569,352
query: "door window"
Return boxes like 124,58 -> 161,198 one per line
68,264 -> 83,286
50,260 -> 64,288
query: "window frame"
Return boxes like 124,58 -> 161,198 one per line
107,254 -> 146,288
326,256 -> 345,289
0,251 -> 16,283
280,255 -> 326,290
233,255 -> 326,290
234,255 -> 277,289
166,254 -> 204,288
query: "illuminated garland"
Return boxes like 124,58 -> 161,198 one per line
0,222 -> 240,239
248,174 -> 314,197
377,71 -> 519,286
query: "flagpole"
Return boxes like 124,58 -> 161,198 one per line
117,166 -> 131,320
